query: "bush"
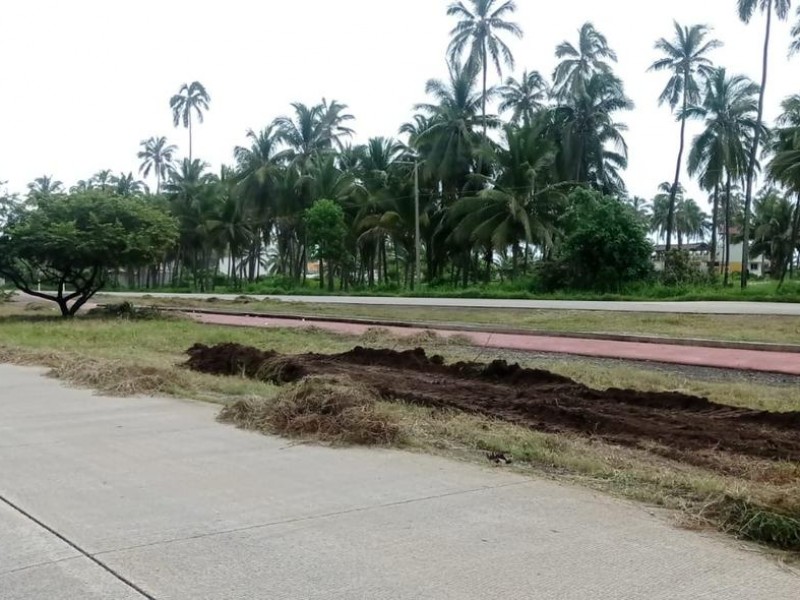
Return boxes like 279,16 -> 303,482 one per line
660,249 -> 714,287
536,189 -> 653,293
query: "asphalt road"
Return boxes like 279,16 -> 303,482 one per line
1,365 -> 797,599
90,291 -> 800,316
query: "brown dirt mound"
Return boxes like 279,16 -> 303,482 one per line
218,375 -> 401,445
185,344 -> 800,466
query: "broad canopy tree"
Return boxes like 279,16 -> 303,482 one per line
0,192 -> 178,316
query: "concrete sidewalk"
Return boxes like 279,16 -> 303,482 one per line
0,365 -> 797,599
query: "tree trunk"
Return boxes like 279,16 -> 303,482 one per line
710,182 -> 720,276
188,116 -> 193,163
742,4 -> 772,289
724,173 -> 732,286
482,42 -> 488,140
780,192 -> 800,289
666,88 -> 689,253
319,259 -> 325,290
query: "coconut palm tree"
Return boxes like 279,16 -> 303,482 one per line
26,175 -> 63,202
554,73 -> 633,194
273,100 -> 354,170
768,94 -> 800,283
112,172 -> 147,196
138,136 -> 177,194
170,81 -> 211,162
498,70 -> 548,126
686,68 -> 761,283
91,169 -> 114,192
553,23 -> 619,100
413,62 -> 490,195
447,123 -> 560,277
792,7 -> 800,55
737,0 -> 792,288
446,0 -> 523,137
675,197 -> 709,246
649,22 -> 721,252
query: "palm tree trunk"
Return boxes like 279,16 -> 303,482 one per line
742,4 -> 772,289
666,91 -> 689,253
188,116 -> 194,162
780,192 -> 800,289
724,173 -> 732,286
710,182 -> 720,276
482,41 -> 488,140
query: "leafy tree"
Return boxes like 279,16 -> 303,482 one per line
541,188 -> 652,292
138,136 -> 177,193
0,192 -> 177,316
737,0 -> 792,288
170,81 -> 211,161
446,0 -> 523,137
498,70 -> 548,126
649,22 -> 721,251
305,199 -> 348,290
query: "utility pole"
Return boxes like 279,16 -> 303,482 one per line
414,160 -> 421,287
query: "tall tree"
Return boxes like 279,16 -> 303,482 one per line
649,22 -> 721,252
138,136 -> 177,194
170,81 -> 211,162
553,23 -> 618,100
498,70 -> 548,126
768,94 -> 800,284
737,0 -> 792,288
686,68 -> 761,283
446,0 -> 523,138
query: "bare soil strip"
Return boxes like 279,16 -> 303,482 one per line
185,343 -> 800,470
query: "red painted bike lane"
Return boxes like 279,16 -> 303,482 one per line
190,312 -> 800,376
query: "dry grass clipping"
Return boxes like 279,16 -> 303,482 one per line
51,359 -> 191,396
218,375 -> 401,445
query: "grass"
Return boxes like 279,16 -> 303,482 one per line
123,295 -> 800,345
1,305 -> 798,555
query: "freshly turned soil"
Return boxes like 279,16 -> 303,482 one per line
185,343 -> 800,465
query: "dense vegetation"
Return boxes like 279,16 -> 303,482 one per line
3,0 -> 800,297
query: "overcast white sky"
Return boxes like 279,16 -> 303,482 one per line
1,0 -> 797,203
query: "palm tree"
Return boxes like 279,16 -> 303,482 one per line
412,62 -> 490,194
649,22 -> 721,252
554,73 -> 633,194
750,189 -> 796,281
91,169 -> 114,192
138,136 -> 177,193
26,175 -> 63,201
792,6 -> 800,55
675,197 -> 709,246
273,100 -> 354,169
112,172 -> 147,196
687,68 -> 761,283
737,0 -> 792,288
553,23 -> 619,100
170,81 -> 211,162
768,94 -> 800,283
446,0 -> 523,137
448,123 -> 560,277
498,70 -> 548,126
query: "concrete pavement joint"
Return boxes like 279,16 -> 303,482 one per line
0,492 -> 157,600
93,480 -> 533,558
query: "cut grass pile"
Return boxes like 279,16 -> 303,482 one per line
220,375 -> 401,445
1,305 -> 798,555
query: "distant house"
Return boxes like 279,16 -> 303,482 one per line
652,236 -> 769,277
